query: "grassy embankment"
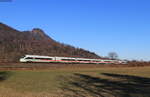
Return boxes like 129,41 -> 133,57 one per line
0,66 -> 150,97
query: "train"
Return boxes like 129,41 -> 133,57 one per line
19,55 -> 126,64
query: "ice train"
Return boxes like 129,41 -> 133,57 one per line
20,55 -> 126,64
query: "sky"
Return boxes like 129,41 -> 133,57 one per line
0,0 -> 150,60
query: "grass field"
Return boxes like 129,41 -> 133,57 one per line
0,65 -> 150,97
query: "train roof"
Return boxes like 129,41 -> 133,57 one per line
25,55 -> 53,58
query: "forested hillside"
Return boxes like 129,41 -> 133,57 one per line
0,23 -> 100,62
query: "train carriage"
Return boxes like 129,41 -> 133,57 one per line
20,55 -> 126,64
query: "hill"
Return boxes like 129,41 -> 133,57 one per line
0,22 -> 101,62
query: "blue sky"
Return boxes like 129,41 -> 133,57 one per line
0,0 -> 150,60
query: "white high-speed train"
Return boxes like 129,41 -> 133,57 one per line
20,55 -> 126,64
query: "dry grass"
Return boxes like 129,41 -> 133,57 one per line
0,65 -> 150,97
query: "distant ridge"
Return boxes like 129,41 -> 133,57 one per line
0,22 -> 101,62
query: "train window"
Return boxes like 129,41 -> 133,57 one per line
77,60 -> 91,61
35,58 -> 52,60
77,60 -> 84,61
25,57 -> 33,59
93,61 -> 100,62
104,61 -> 111,62
83,60 -> 91,61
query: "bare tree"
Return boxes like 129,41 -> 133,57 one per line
108,52 -> 118,60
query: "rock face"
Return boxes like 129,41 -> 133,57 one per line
0,22 -> 101,62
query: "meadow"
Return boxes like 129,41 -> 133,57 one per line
0,65 -> 150,97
